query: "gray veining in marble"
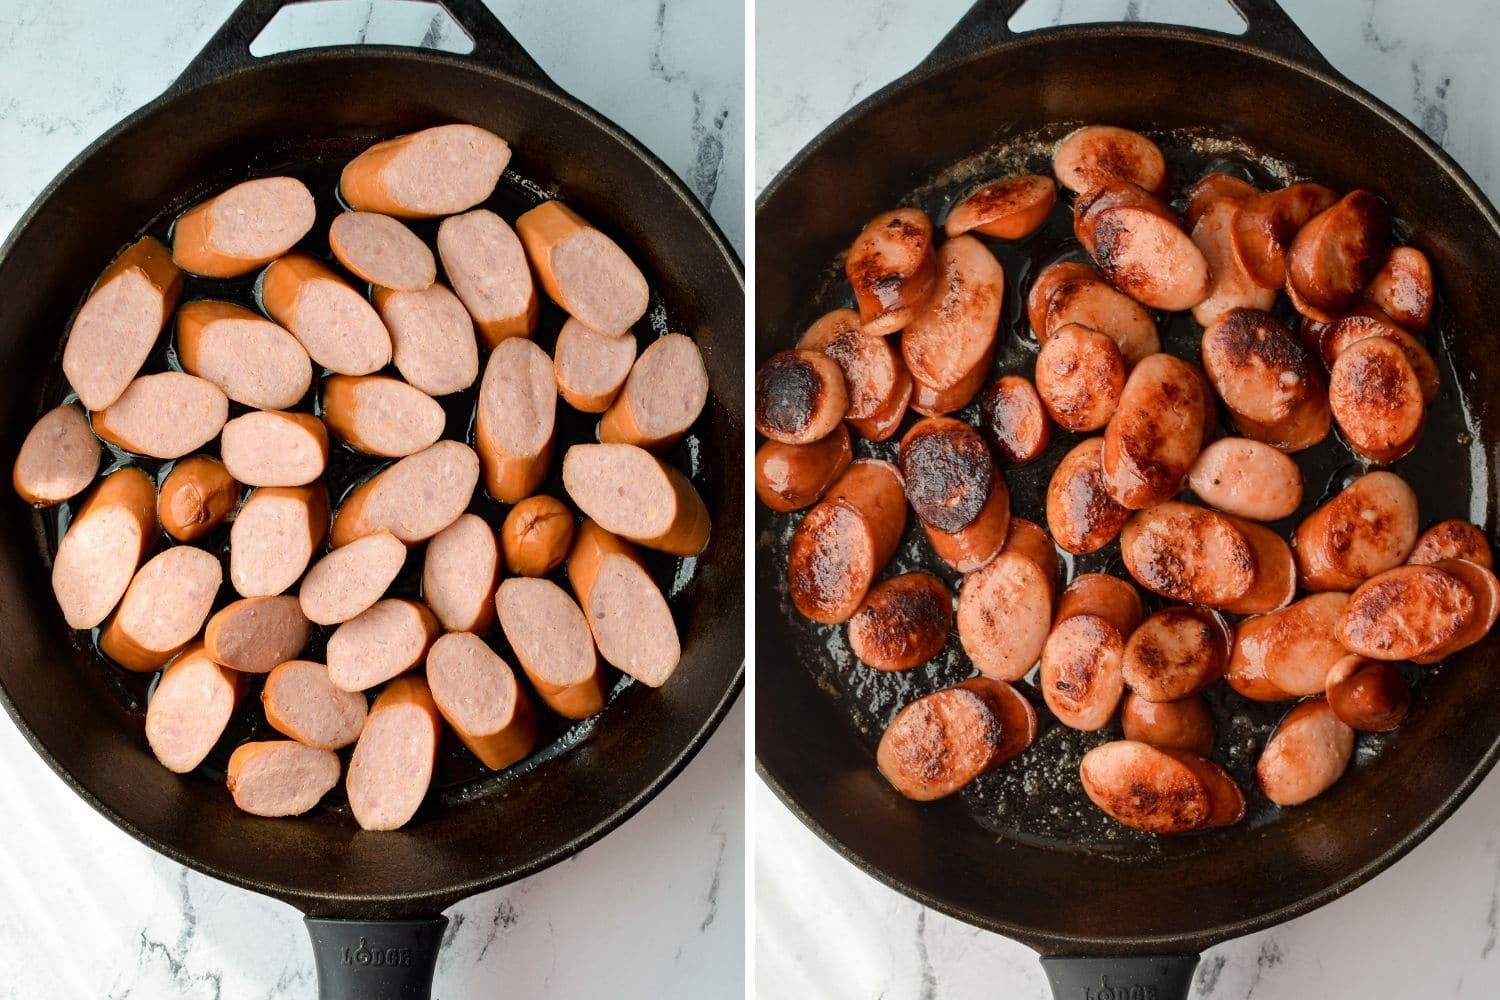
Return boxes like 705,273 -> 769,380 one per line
756,1 -> 1500,998
0,2 -> 743,998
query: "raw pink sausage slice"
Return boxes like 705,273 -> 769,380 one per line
568,521 -> 680,686
476,337 -> 556,503
330,440 -> 479,547
554,318 -> 637,414
426,632 -> 536,771
326,598 -> 440,692
299,529 -> 406,625
261,253 -> 392,376
99,545 -> 221,671
204,596 -> 310,673
321,375 -> 445,459
91,373 -> 228,460
227,741 -> 341,818
146,644 -> 242,773
562,443 -> 710,556
13,404 -> 99,507
172,177 -> 316,278
346,676 -> 442,831
220,411 -> 329,488
496,576 -> 607,719
422,513 -> 501,633
328,211 -> 436,291
515,200 -> 648,337
51,468 -> 157,629
438,209 -> 539,346
262,660 -> 368,751
599,333 -> 709,450
373,283 -> 479,396
175,300 -> 312,411
230,482 -> 329,598
340,124 -> 509,218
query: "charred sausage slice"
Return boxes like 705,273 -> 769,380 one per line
1122,606 -> 1231,703
845,208 -> 939,337
1079,740 -> 1211,834
754,349 -> 849,445
978,375 -> 1051,465
1046,437 -> 1128,555
923,479 -> 1011,574
846,572 -> 953,671
1052,126 -> 1167,196
1102,353 -> 1208,509
1338,564 -> 1475,661
1200,309 -> 1330,452
786,459 -> 905,624
898,417 -> 998,533
797,308 -> 912,442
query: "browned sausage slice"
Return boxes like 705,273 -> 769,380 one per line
1052,126 -> 1167,195
261,253 -> 392,375
299,529 -> 406,626
1183,172 -> 1258,231
944,175 -> 1056,239
516,200 -> 648,338
755,424 -> 853,513
373,283 -> 479,396
1046,437 -> 1128,555
1409,520 -> 1493,569
754,349 -> 849,445
172,177 -> 316,278
340,124 -> 509,218
1102,353 -> 1207,509
321,374 -> 445,458
1034,263 -> 1160,364
845,208 -> 939,336
875,686 -> 1004,801
1231,517 -> 1298,615
598,332 -> 708,449
1079,740 -> 1210,834
1090,202 -> 1211,311
227,741 -> 341,818
1257,699 -> 1354,807
797,308 -> 912,442
1122,606 -> 1231,702
786,459 -> 906,623
51,468 -> 157,629
262,660 -> 368,750
956,552 -> 1052,681
1286,190 -> 1389,321
422,513 -> 501,633
902,236 -> 1003,415
1324,654 -> 1410,732
923,480 -> 1011,575
1158,748 -> 1246,828
204,595 -> 310,673
427,632 -> 537,770
440,208 -> 540,345
956,677 -> 1038,766
1231,182 -> 1339,288
475,336 -> 555,503
327,598 -> 439,692
1329,336 -> 1426,463
1190,196 -> 1276,328
554,318 -> 637,414
1231,593 -> 1350,697
146,644 -> 242,772
1055,573 -> 1144,637
978,375 -> 1051,465
1420,558 -> 1500,661
500,495 -> 576,578
1365,246 -> 1433,332
331,440 -> 479,547
99,545 -> 222,670
1121,692 -> 1214,757
345,676 -> 442,831
1317,315 -> 1439,402
92,373 -> 228,460
846,572 -> 952,671
1188,437 -> 1303,521
1041,613 -> 1127,731
63,236 -> 183,411
1119,502 -> 1255,609
898,417 -> 997,533
1338,564 -> 1475,661
1293,471 -> 1418,591
1034,323 -> 1125,432
328,211 -> 436,291
175,300 -> 312,411
221,411 -> 329,488
1000,517 -> 1061,597
567,520 -> 680,685
1200,309 -> 1330,452
13,404 -> 100,507
496,576 -> 607,719
1026,261 -> 1098,338
562,443 -> 709,556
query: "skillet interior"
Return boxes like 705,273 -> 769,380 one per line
756,25 -> 1500,952
0,47 -> 745,918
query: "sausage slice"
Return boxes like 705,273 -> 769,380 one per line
99,545 -> 222,670
1329,336 -> 1426,464
476,337 -> 556,503
1188,437 -> 1303,521
204,595 -> 310,673
516,200 -> 648,337
331,440 -> 479,546
63,236 -> 183,411
261,253 -> 392,375
796,308 -> 912,442
1189,196 -> 1276,328
567,520 -> 680,686
91,373 -> 228,460
1231,593 -> 1350,697
1079,740 -> 1210,834
956,552 -> 1052,682
175,300 -> 312,411
956,677 -> 1039,766
500,495 -> 575,578
786,460 -> 905,623
924,478 -> 1012,574
1159,748 -> 1246,828
1000,517 -> 1061,597
372,283 -> 479,396
340,124 -> 509,218
1046,437 -> 1129,555
438,208 -> 540,345
599,332 -> 708,449
220,411 -> 329,488
227,741 -> 341,818
1365,245 -> 1433,332
1286,190 -> 1390,321
1034,323 -> 1125,432
1325,655 -> 1410,733
876,686 -> 1004,801
755,424 -> 853,513
944,174 -> 1056,239
346,676 -> 442,831
845,208 -> 938,336
1200,309 -> 1330,452
327,598 -> 440,692
1090,201 -> 1211,311
321,374 -> 445,458
754,349 -> 849,446
901,235 -> 1003,415
171,177 -> 316,278
898,417 -> 997,533
299,529 -> 406,626
562,443 -> 709,556
846,572 -> 952,671
1033,262 -> 1159,364
1119,502 -> 1254,609
554,318 -> 637,414
1121,692 -> 1214,758
1102,353 -> 1207,509
426,632 -> 537,771
422,513 -> 501,633
1317,315 -> 1439,402
1231,182 -> 1339,288
262,660 -> 368,751
496,577 -> 607,719
1122,606 -> 1231,703
1041,613 -> 1127,731
1052,126 -> 1167,195
978,375 -> 1051,465
51,468 -> 158,629
1293,471 -> 1419,591
1257,699 -> 1354,807
327,211 -> 436,291
146,644 -> 242,773
1409,520 -> 1493,569
1184,172 -> 1259,231
13,404 -> 100,507
1421,558 -> 1500,661
1338,564 -> 1475,661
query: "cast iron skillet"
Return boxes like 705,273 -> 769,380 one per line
756,0 -> 1500,996
0,1 -> 743,997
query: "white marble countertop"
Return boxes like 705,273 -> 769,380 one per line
0,2 -> 743,998
755,1 -> 1500,997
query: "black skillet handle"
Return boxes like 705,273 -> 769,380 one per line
168,0 -> 551,95
305,915 -> 449,1000
1039,954 -> 1200,1000
922,0 -> 1334,74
